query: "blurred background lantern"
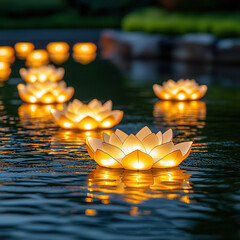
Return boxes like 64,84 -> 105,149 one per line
14,42 -> 35,60
26,49 -> 49,67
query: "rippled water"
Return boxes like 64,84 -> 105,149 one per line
0,57 -> 239,240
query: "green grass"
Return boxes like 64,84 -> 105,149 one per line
122,7 -> 240,37
0,9 -> 121,29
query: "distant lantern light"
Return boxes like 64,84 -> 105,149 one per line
14,42 -> 35,60
17,80 -> 74,104
86,126 -> 193,170
19,65 -> 65,83
0,61 -> 11,82
47,42 -> 70,64
51,99 -> 123,130
26,49 -> 49,67
153,79 -> 207,101
0,46 -> 15,64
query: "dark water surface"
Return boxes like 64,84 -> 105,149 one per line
0,57 -> 239,240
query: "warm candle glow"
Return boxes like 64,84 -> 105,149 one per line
17,80 -> 74,104
47,42 -> 69,54
51,99 -> 123,130
0,46 -> 15,63
87,166 -> 192,204
0,61 -> 11,81
73,43 -> 97,55
153,79 -> 207,101
14,42 -> 35,60
26,50 -> 49,67
86,126 -> 193,170
47,42 -> 70,64
20,65 -> 65,83
72,43 -> 97,64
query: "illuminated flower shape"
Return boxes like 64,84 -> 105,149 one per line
17,80 -> 74,104
51,99 -> 123,130
14,42 -> 35,60
20,65 -> 65,83
153,79 -> 207,101
26,49 -> 49,67
86,126 -> 192,170
0,62 -> 11,82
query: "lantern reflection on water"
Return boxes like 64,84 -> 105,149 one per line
153,79 -> 207,101
14,42 -> 35,60
0,46 -> 15,64
26,50 -> 49,67
86,166 -> 192,204
17,80 -> 74,104
51,99 -> 123,130
20,65 -> 65,83
0,62 -> 11,82
72,43 -> 97,64
47,42 -> 69,64
153,101 -> 206,129
86,126 -> 192,170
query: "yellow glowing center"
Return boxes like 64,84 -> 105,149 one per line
191,93 -> 198,99
161,160 -> 175,167
84,123 -> 93,130
101,159 -> 115,166
57,95 -> 65,102
20,45 -> 29,51
0,49 -> 7,55
177,93 -> 186,100
29,75 -> 37,82
29,96 -> 37,103
80,45 -> 90,53
38,74 -> 47,82
33,53 -> 42,59
164,93 -> 170,99
54,45 -> 63,52
64,122 -> 72,128
132,161 -> 145,170
102,121 -> 111,127
44,97 -> 53,103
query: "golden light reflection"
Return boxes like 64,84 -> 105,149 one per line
51,99 -> 123,130
14,42 -> 35,60
153,79 -> 207,101
72,43 -> 97,64
51,128 -> 114,146
47,42 -> 69,64
0,61 -> 11,82
26,49 -> 49,67
17,80 -> 74,104
0,46 -> 15,64
153,101 -> 206,129
86,126 -> 192,170
18,103 -> 64,123
20,65 -> 65,83
86,166 -> 193,204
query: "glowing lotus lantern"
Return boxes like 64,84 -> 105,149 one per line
86,126 -> 192,170
14,42 -> 35,60
72,43 -> 97,64
0,62 -> 11,81
51,99 -> 123,130
26,50 -> 49,67
20,65 -> 65,83
0,46 -> 15,63
17,80 -> 74,104
153,79 -> 207,101
47,42 -> 69,64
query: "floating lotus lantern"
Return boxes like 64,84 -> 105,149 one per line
51,99 -> 123,130
14,42 -> 35,60
87,166 -> 192,204
72,43 -> 97,64
26,49 -> 49,67
17,80 -> 74,104
0,62 -> 11,81
0,46 -> 15,63
86,126 -> 192,170
153,79 -> 207,101
20,65 -> 65,83
47,42 -> 69,64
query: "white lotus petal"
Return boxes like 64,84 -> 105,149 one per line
136,126 -> 152,141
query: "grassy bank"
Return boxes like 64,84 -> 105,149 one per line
122,7 -> 240,38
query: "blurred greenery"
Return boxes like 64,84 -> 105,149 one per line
122,7 -> 240,37
0,9 -> 120,29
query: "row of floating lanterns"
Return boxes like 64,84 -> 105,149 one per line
0,42 -> 97,82
1,41 -> 208,171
